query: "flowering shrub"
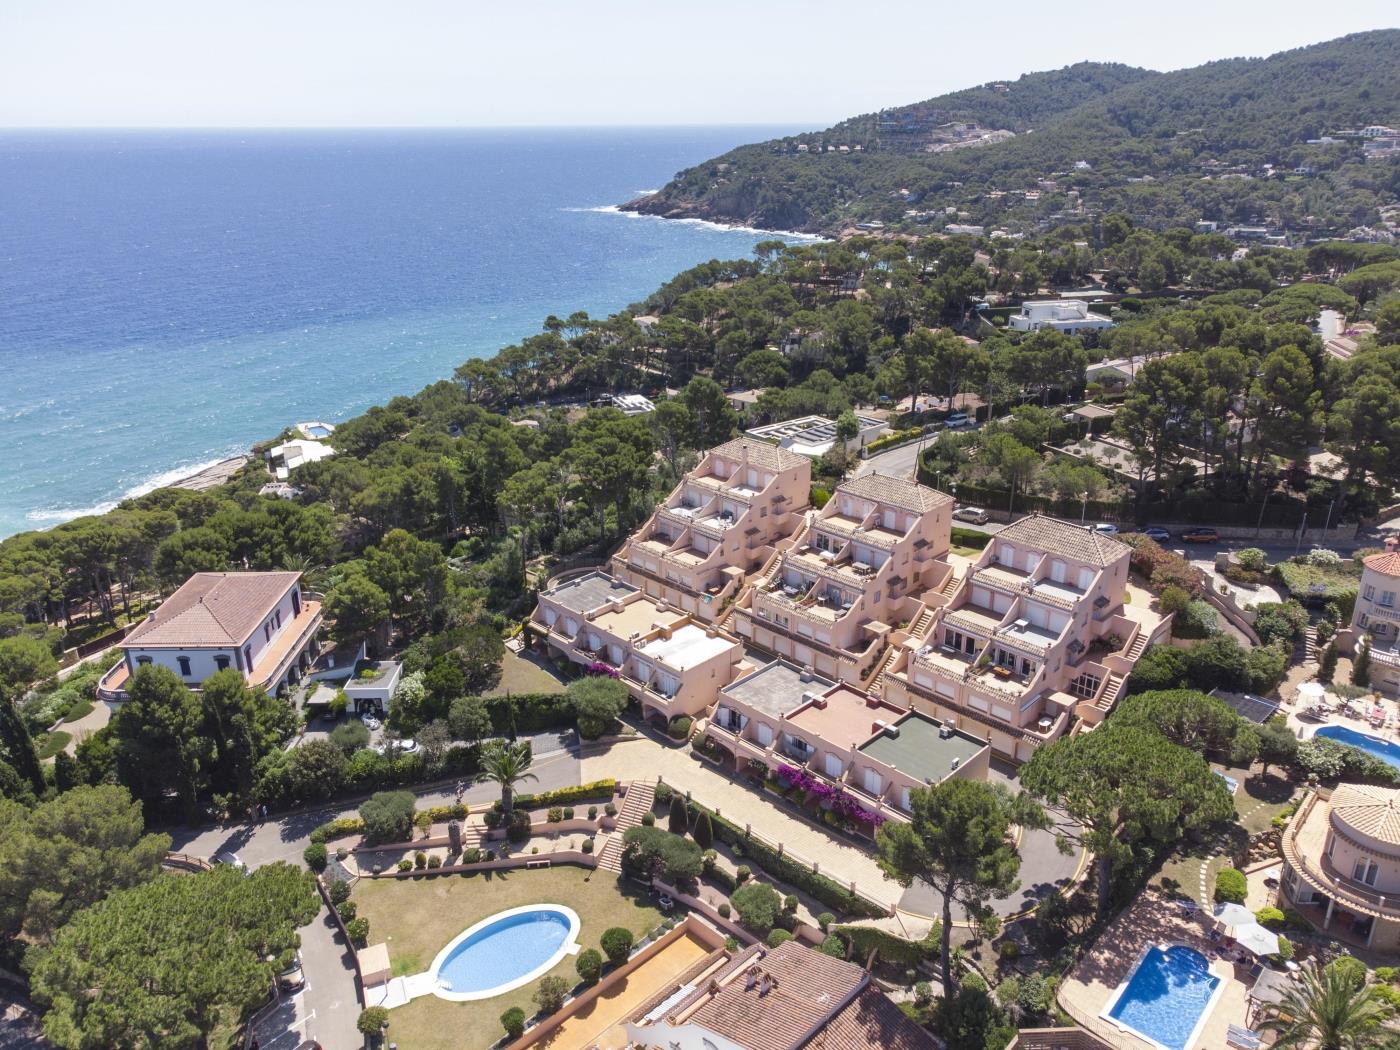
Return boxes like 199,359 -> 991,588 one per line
585,660 -> 621,679
776,764 -> 886,828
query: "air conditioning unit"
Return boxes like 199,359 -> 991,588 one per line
951,756 -> 961,770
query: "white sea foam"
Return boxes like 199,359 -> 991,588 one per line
561,204 -> 825,241
25,453 -> 244,527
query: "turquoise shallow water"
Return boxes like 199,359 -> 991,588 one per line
0,127 -> 807,538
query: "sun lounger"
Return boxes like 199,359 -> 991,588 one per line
1227,1024 -> 1262,1049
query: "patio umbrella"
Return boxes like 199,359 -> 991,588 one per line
1234,922 -> 1281,957
1213,902 -> 1258,933
1297,682 -> 1327,703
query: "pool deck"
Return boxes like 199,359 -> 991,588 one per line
1060,890 -> 1248,1050
527,931 -> 712,1050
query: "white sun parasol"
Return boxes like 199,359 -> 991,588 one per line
1234,923 -> 1281,957
1298,681 -> 1327,701
1213,902 -> 1257,932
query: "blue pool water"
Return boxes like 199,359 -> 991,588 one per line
304,424 -> 332,439
1106,945 -> 1220,1050
436,908 -> 573,995
1315,725 -> 1400,770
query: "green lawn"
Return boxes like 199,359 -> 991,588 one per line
353,866 -> 663,1050
486,651 -> 568,697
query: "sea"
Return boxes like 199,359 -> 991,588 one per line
0,127 -> 811,540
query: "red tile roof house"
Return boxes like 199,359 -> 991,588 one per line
97,571 -> 323,701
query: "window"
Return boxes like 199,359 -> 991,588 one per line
264,623 -> 271,642
863,768 -> 882,796
1364,585 -> 1376,601
215,655 -> 230,671
177,656 -> 191,676
1360,613 -> 1371,629
136,656 -> 152,666
244,646 -> 253,669
755,723 -> 774,747
275,610 -> 282,629
1382,591 -> 1397,609
824,753 -> 843,778
1354,859 -> 1380,886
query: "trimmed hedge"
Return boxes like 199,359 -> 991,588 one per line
951,526 -> 992,550
682,795 -> 885,918
831,923 -> 941,966
497,779 -> 617,813
864,428 -> 920,456
309,816 -> 366,845
480,692 -> 574,734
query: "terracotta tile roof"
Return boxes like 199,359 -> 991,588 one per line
838,474 -> 950,514
1363,551 -> 1400,578
1330,783 -> 1400,850
123,572 -> 301,649
710,438 -> 809,473
994,514 -> 1129,568
818,986 -> 939,1050
677,941 -> 933,1050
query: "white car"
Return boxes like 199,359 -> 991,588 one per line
373,738 -> 418,756
1091,523 -> 1120,536
952,506 -> 989,525
359,713 -> 382,731
945,412 -> 971,428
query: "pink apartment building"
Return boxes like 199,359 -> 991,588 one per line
702,658 -> 989,829
875,515 -> 1170,762
532,571 -> 747,725
611,439 -> 811,622
731,474 -> 955,685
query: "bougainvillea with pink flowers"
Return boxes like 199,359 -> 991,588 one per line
776,764 -> 885,828
585,661 -> 620,679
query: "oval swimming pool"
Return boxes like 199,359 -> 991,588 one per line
1314,725 -> 1400,771
1103,944 -> 1221,1050
429,905 -> 580,1001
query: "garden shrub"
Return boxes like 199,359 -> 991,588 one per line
668,716 -> 693,740
357,1006 -> 388,1035
654,782 -> 672,805
718,902 -> 731,918
303,842 -> 328,872
587,805 -> 598,820
731,882 -> 782,934
831,923 -> 941,966
308,816 -> 366,845
820,934 -> 847,958
735,865 -> 751,884
510,779 -> 617,811
463,847 -> 482,864
328,880 -> 351,905
1214,867 -> 1247,904
563,807 -> 574,820
548,807 -> 564,822
783,894 -> 798,914
817,912 -> 835,933
426,855 -> 441,869
413,851 -> 427,870
640,811 -> 655,827
337,900 -> 357,922
582,837 -> 594,854
668,794 -> 688,834
724,936 -> 739,952
575,947 -> 603,983
507,809 -> 531,843
396,859 -> 412,872
604,802 -> 617,817
500,1006 -> 526,1039
692,811 -> 713,849
1275,935 -> 1294,961
767,929 -> 793,948
534,974 -> 569,1014
346,917 -> 369,947
1254,906 -> 1286,928
600,927 -> 634,966
360,790 -> 417,846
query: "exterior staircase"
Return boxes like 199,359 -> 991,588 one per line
596,780 -> 658,874
1125,633 -> 1149,661
1095,672 -> 1127,714
938,569 -> 962,601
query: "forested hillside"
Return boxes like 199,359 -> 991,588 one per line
626,31 -> 1400,234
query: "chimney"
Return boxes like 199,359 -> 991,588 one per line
1386,536 -> 1398,553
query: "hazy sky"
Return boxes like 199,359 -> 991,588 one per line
1,1 -> 1395,128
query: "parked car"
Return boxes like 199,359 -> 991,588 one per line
372,738 -> 418,756
277,955 -> 305,993
952,506 -> 989,525
1181,526 -> 1220,543
1142,526 -> 1172,542
212,851 -> 246,872
359,712 -> 382,731
1091,523 -> 1120,536
944,412 -> 971,428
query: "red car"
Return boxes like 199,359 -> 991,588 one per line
1180,527 -> 1220,543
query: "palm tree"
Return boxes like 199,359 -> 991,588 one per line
1259,960 -> 1391,1050
476,740 -> 537,818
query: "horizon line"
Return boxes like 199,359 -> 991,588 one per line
0,121 -> 823,132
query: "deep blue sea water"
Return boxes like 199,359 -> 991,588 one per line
0,128 -> 807,538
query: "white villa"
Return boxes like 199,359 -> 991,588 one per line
98,571 -> 323,701
1008,300 -> 1115,335
267,437 -> 335,479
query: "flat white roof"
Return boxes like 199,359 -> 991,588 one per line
639,623 -> 734,670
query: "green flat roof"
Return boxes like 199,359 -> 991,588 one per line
858,712 -> 987,783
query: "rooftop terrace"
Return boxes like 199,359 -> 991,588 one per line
858,712 -> 987,783
545,572 -> 639,614
722,660 -> 836,719
639,623 -> 735,670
